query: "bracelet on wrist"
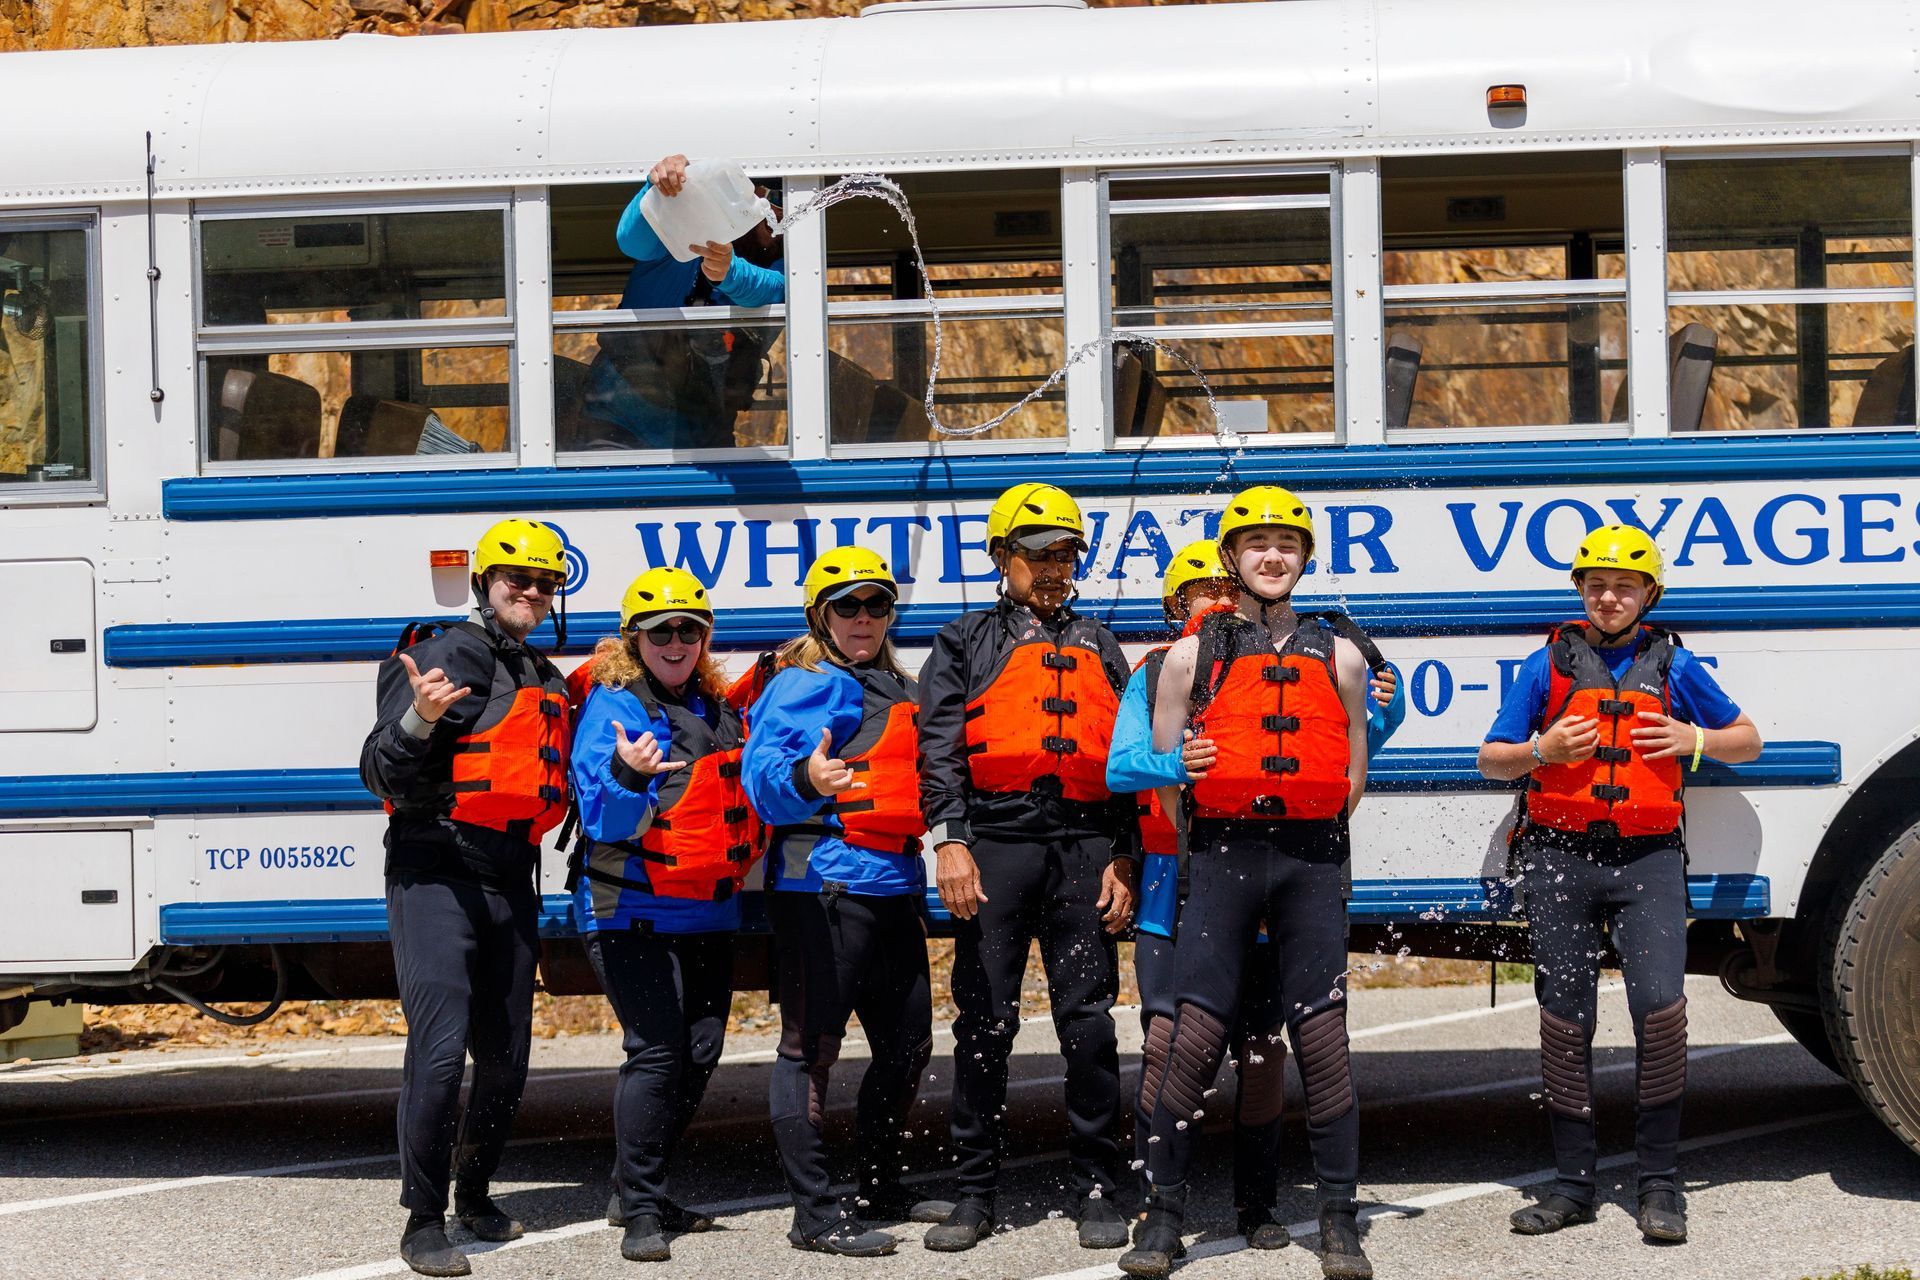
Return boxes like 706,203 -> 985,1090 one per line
1689,724 -> 1705,772
1530,736 -> 1547,767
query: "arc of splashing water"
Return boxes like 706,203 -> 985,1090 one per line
765,174 -> 1228,443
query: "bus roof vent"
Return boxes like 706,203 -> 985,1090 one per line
861,0 -> 1086,16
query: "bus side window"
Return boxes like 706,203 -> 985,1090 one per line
195,207 -> 512,466
549,179 -> 790,457
1379,152 -> 1626,433
1667,152 -> 1915,432
0,221 -> 96,492
1106,170 -> 1335,442
825,168 -> 1063,449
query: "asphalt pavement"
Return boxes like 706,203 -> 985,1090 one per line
1,978 -> 1913,1280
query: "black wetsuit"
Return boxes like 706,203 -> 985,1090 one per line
1521,825 -> 1689,1203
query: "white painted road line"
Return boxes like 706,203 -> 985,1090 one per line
1021,1105 -> 1862,1280
0,1041 -> 409,1084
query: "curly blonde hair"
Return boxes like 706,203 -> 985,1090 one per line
586,632 -> 730,703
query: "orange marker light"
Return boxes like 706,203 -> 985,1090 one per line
1486,84 -> 1527,107
430,550 -> 469,568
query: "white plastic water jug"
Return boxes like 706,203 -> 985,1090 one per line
639,159 -> 775,263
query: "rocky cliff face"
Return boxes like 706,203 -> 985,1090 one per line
0,0 -> 1177,50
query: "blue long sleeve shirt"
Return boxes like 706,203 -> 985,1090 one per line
613,183 -> 786,311
569,681 -> 740,934
741,665 -> 925,898
1109,652 -> 1408,938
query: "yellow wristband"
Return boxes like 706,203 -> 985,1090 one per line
1689,725 -> 1705,772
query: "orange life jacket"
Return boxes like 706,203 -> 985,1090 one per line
579,682 -> 763,902
1526,623 -> 1684,838
789,667 -> 926,854
1186,611 -> 1350,822
1133,646 -> 1179,858
726,650 -> 781,714
387,620 -> 571,843
963,616 -> 1121,804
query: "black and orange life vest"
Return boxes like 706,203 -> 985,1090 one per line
963,616 -> 1121,804
1526,623 -> 1684,838
788,666 -> 926,854
387,620 -> 571,843
1186,611 -> 1350,822
1133,646 -> 1178,857
726,650 -> 781,714
578,681 -> 763,902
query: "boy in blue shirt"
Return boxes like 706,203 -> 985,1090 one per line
1477,525 -> 1760,1245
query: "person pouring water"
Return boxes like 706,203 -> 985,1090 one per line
578,155 -> 787,449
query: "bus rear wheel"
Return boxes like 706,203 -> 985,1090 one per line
1821,818 -> 1920,1156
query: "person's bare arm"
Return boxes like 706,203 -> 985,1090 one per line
1631,710 -> 1763,765
1478,715 -> 1599,781
1333,637 -> 1370,814
1151,635 -> 1200,825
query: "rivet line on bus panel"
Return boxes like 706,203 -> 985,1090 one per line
767,173 -> 1228,442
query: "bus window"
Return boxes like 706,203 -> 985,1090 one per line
0,222 -> 94,491
550,180 -> 788,456
196,207 -> 512,464
1106,171 -> 1334,442
826,169 -> 1062,447
1667,153 -> 1915,431
1380,152 -> 1626,432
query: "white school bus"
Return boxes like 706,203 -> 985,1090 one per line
0,0 -> 1916,1152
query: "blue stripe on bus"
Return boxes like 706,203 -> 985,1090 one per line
0,743 -> 1838,818
160,432 -> 1920,521
156,872 -> 1771,942
98,583 -> 1920,667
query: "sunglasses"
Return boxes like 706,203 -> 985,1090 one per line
642,620 -> 708,646
499,571 -> 562,596
826,595 -> 894,619
1014,545 -> 1079,566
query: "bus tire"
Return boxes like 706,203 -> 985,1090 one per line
1820,818 -> 1920,1156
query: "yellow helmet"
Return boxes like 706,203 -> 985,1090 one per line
1162,539 -> 1228,603
1217,485 -> 1315,555
622,567 -> 712,632
802,546 -> 898,609
986,483 -> 1085,550
1572,524 -> 1664,586
472,518 -> 566,578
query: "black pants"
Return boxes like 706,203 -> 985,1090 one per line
386,872 -> 540,1215
1143,819 -> 1357,1200
949,835 -> 1122,1203
1522,826 -> 1690,1202
1135,931 -> 1288,1213
584,928 -> 735,1223
768,889 -> 933,1233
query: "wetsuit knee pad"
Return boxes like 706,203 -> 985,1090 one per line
805,1036 -> 842,1129
1539,1006 -> 1592,1121
1293,1007 -> 1353,1127
1234,1025 -> 1289,1127
1637,995 -> 1687,1110
1139,1014 -> 1173,1115
1158,1002 -> 1230,1120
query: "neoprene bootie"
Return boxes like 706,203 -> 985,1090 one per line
1238,1203 -> 1295,1249
453,1190 -> 523,1243
1637,1189 -> 1687,1242
1317,1198 -> 1373,1280
400,1213 -> 471,1278
621,1213 -> 670,1263
1117,1183 -> 1187,1280
788,1215 -> 899,1257
923,1196 -> 995,1252
1077,1193 -> 1131,1249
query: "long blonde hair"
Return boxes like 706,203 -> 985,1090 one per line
776,609 -> 909,679
587,631 -> 730,704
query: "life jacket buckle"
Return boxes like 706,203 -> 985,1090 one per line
1261,714 -> 1301,732
1594,746 -> 1632,764
1590,783 -> 1630,802
1042,735 -> 1079,755
1261,664 -> 1301,684
718,761 -> 742,779
723,805 -> 750,824
726,842 -> 754,861
538,699 -> 563,717
538,785 -> 565,802
1261,754 -> 1301,774
1041,652 -> 1078,670
538,745 -> 562,763
1042,697 -> 1078,715
1597,698 -> 1634,717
